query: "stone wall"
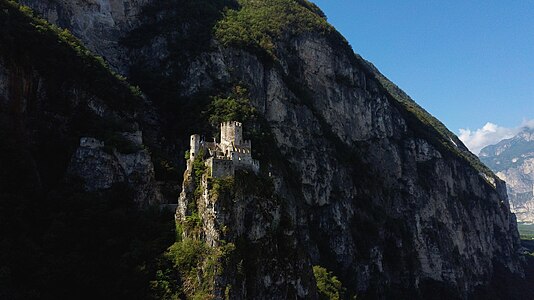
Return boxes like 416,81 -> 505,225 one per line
231,152 -> 259,174
207,157 -> 234,178
190,134 -> 201,159
221,121 -> 243,147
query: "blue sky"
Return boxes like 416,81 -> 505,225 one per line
312,0 -> 534,153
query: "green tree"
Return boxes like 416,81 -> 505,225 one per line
313,266 -> 345,300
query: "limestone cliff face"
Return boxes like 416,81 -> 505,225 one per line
0,55 -> 161,206
68,134 -> 161,206
0,2 -> 161,207
172,35 -> 522,297
19,0 -> 150,73
481,128 -> 534,223
21,0 -> 524,298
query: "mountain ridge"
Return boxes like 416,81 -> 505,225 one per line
481,127 -> 534,224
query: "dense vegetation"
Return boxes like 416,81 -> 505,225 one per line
313,266 -> 346,300
151,237 -> 236,299
215,0 -> 330,59
207,86 -> 257,129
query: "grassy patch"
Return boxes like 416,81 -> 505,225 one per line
519,223 -> 534,240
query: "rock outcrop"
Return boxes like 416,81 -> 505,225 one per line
68,135 -> 161,206
481,128 -> 534,224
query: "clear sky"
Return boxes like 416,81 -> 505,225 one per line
312,1 -> 534,153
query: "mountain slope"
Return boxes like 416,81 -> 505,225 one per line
0,2 -> 173,298
480,127 -> 534,224
6,0 -> 526,298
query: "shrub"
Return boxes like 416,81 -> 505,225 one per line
157,238 -> 236,299
207,86 -> 257,129
313,266 -> 345,300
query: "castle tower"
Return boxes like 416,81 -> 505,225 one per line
190,134 -> 201,160
220,121 -> 243,147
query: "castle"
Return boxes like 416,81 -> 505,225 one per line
189,121 -> 260,178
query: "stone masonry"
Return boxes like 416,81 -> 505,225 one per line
188,121 -> 260,178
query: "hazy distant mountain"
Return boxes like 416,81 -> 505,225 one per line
480,127 -> 534,223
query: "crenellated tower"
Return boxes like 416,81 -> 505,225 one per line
220,121 -> 243,149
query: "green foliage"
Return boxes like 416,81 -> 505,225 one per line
313,265 -> 345,300
193,148 -> 207,197
184,212 -> 203,236
207,86 -> 257,128
0,1 -> 142,111
152,238 -> 236,299
206,87 -> 283,171
167,239 -> 208,273
236,170 -> 275,197
149,147 -> 181,182
519,223 -> 534,240
211,176 -> 236,200
215,0 -> 331,58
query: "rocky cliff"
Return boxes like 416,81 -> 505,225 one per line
18,0 -> 149,73
5,0 -> 527,299
480,128 -> 534,224
0,3 -> 174,298
0,1 -> 161,207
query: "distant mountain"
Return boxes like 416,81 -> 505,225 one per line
480,127 -> 534,223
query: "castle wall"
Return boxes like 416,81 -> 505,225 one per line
189,122 -> 259,178
206,157 -> 235,178
190,134 -> 201,160
231,152 -> 260,174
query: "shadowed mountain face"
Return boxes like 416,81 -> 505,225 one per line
481,128 -> 534,224
1,0 -> 526,298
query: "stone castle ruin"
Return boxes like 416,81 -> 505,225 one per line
189,121 -> 260,178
